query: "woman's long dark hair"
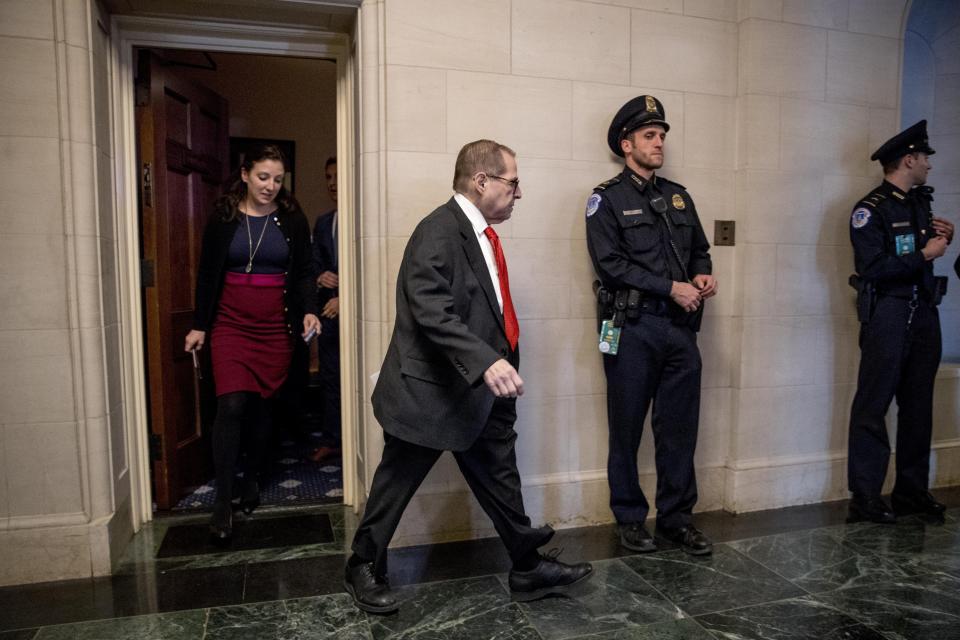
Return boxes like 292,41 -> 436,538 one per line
215,144 -> 304,221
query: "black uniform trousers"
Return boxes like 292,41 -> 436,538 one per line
604,313 -> 702,529
848,295 -> 941,498
352,397 -> 554,578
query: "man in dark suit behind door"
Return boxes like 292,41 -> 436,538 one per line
344,139 -> 592,614
310,157 -> 341,461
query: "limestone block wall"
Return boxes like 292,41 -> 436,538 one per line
0,0 -> 129,586
359,0 -> 960,547
1,0 -> 958,585
730,0 -> 959,510
362,0 -> 741,546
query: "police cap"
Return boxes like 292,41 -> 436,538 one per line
870,119 -> 935,165
607,95 -> 670,157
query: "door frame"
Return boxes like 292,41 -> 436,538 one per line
109,12 -> 361,527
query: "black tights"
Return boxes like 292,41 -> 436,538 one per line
212,391 -> 272,506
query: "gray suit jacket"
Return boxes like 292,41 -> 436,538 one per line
372,198 -> 518,451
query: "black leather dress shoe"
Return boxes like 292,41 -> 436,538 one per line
209,501 -> 233,544
891,491 -> 946,519
619,522 -> 657,553
240,478 -> 260,516
508,549 -> 593,602
847,496 -> 896,524
655,525 -> 713,556
344,562 -> 398,614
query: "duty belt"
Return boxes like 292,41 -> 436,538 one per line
636,298 -> 671,317
594,282 -> 673,327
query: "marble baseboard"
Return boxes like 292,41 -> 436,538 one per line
388,466 -> 725,550
724,442 -> 960,514
0,503 -> 133,587
106,495 -> 135,574
0,523 -> 95,587
384,444 -> 958,551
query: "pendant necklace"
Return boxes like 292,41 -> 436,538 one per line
244,211 -> 270,273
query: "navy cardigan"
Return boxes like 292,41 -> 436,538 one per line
192,207 -> 319,337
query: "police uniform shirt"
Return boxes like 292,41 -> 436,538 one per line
585,167 -> 712,296
850,180 -> 936,299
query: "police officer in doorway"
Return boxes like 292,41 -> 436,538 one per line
847,120 -> 953,524
586,96 -> 716,555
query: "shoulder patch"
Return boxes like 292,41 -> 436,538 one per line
585,193 -> 602,218
594,176 -> 620,192
851,207 -> 871,229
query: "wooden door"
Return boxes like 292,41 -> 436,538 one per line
136,49 -> 229,509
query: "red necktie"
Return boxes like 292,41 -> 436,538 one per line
484,226 -> 519,351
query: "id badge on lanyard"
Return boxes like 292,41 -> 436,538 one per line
895,233 -> 916,256
599,319 -> 621,355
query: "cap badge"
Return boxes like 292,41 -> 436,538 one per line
645,95 -> 657,113
671,194 -> 686,210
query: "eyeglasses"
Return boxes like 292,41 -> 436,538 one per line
487,174 -> 520,192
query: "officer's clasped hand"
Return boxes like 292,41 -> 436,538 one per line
931,217 -> 954,244
922,235 -> 948,261
670,281 -> 701,312
692,274 -> 718,299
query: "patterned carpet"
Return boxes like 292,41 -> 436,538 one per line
173,429 -> 342,511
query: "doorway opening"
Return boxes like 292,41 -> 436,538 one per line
134,46 -> 344,514
109,12 -> 362,534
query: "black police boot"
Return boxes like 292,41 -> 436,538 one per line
344,561 -> 398,614
847,495 -> 896,524
891,491 -> 946,520
655,524 -> 713,556
508,549 -> 593,602
618,522 -> 657,553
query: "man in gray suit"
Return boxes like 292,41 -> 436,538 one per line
344,140 -> 593,614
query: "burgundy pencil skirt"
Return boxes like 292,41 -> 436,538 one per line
211,272 -> 292,398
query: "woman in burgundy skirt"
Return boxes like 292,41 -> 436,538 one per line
184,144 -> 320,541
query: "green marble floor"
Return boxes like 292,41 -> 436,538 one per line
113,504 -> 351,575
4,507 -> 959,639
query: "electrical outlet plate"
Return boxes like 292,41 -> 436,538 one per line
714,220 -> 735,246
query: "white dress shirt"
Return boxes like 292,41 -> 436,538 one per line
454,192 -> 503,312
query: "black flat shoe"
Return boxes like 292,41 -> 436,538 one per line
619,522 -> 657,553
508,548 -> 593,602
655,524 -> 713,556
344,561 -> 398,614
891,491 -> 946,520
847,495 -> 896,524
209,501 -> 233,544
240,479 -> 260,516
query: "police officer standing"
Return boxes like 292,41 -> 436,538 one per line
586,96 -> 716,555
847,120 -> 953,524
